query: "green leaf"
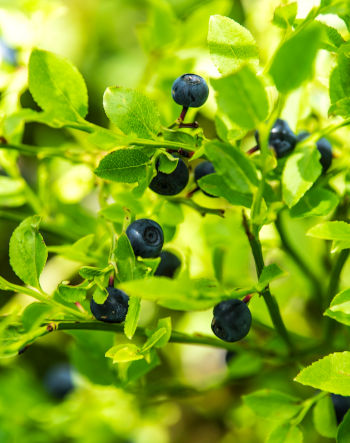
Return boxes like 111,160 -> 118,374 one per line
208,14 -> 259,75
94,149 -> 150,183
21,302 -> 53,332
92,285 -> 108,304
28,49 -> 88,121
154,317 -> 172,348
205,140 -> 258,195
57,284 -> 87,303
330,54 -> 350,102
119,276 -> 246,311
9,216 -> 47,288
290,187 -> 339,218
227,352 -> 263,378
257,264 -> 284,291
79,265 -> 113,280
313,395 -> 337,439
272,3 -> 298,28
141,328 -> 167,353
325,288 -> 350,326
295,352 -> 350,394
103,87 -> 161,139
124,296 -> 141,339
211,66 -> 269,130
282,146 -> 322,208
158,201 -> 184,227
48,234 -> 95,263
269,22 -> 323,93
267,423 -> 303,443
307,221 -> 350,242
198,174 -> 252,207
105,343 -> 143,363
157,152 -> 179,174
243,389 -> 302,421
337,409 -> 350,442
115,233 -> 135,282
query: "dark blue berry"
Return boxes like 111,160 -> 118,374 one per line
91,286 -> 129,323
149,156 -> 189,196
225,350 -> 237,365
154,250 -> 181,278
44,364 -> 74,399
331,394 -> 350,424
256,119 -> 296,158
194,161 -> 216,197
297,131 -> 332,172
126,219 -> 164,258
172,74 -> 209,108
0,39 -> 17,66
211,299 -> 252,342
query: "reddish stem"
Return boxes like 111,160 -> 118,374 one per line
247,145 -> 260,155
179,106 -> 189,122
108,274 -> 114,287
243,294 -> 253,304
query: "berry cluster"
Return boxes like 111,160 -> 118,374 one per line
90,74 -> 252,348
255,119 -> 333,172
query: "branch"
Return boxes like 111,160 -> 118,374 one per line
171,198 -> 225,217
243,211 -> 295,354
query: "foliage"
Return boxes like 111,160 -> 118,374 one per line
1,0 -> 350,441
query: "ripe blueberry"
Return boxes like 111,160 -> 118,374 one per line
297,131 -> 333,172
44,364 -> 74,399
194,161 -> 216,197
225,350 -> 237,365
172,74 -> 209,108
331,394 -> 350,424
154,250 -> 181,278
211,299 -> 252,342
255,119 -> 296,158
126,219 -> 164,258
149,156 -> 189,196
91,286 -> 129,323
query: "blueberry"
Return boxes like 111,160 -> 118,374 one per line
149,156 -> 189,196
225,350 -> 237,365
194,161 -> 216,197
154,250 -> 181,278
172,74 -> 209,108
0,39 -> 17,66
211,299 -> 252,342
297,131 -> 332,172
256,119 -> 296,158
44,364 -> 74,399
91,286 -> 129,323
126,219 -> 164,258
331,394 -> 350,424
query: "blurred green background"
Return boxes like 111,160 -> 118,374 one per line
0,0 -> 349,442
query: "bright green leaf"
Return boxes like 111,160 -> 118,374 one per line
267,423 -> 303,443
307,221 -> 350,242
337,409 -> 350,442
115,233 -> 135,282
124,296 -> 141,339
9,216 -> 47,288
58,284 -> 87,303
198,174 -> 252,207
103,87 -> 161,139
211,66 -> 269,130
208,14 -> 259,75
272,3 -> 298,28
313,395 -> 337,439
269,22 -> 323,93
105,343 -> 143,363
95,149 -> 150,183
290,187 -> 339,218
257,264 -> 284,291
325,288 -> 350,326
295,352 -> 350,394
28,49 -> 88,121
282,146 -> 322,208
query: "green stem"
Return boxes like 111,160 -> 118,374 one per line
323,249 -> 349,342
171,198 -> 225,217
243,212 -> 295,354
275,212 -> 322,297
291,391 -> 327,426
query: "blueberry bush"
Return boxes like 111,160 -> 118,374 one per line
1,0 -> 350,441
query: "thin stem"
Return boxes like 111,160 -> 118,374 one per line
323,249 -> 349,343
242,212 -> 295,354
275,212 -> 323,297
171,198 -> 225,217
